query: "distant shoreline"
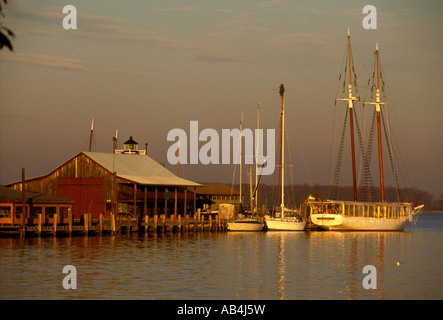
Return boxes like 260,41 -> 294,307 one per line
425,210 -> 443,214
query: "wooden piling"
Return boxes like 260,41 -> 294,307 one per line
168,215 -> 174,232
99,214 -> 103,234
110,213 -> 116,233
68,212 -> 73,235
185,214 -> 189,232
53,213 -> 58,234
144,215 -> 149,233
37,213 -> 42,236
20,168 -> 26,237
174,187 -> 178,218
84,213 -> 89,234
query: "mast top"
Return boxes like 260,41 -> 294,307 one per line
376,42 -> 378,51
279,83 -> 285,97
347,28 -> 350,36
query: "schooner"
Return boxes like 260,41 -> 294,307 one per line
300,30 -> 423,231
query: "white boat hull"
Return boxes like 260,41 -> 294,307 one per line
311,213 -> 343,227
227,219 -> 264,231
327,216 -> 409,231
302,199 -> 424,231
265,217 -> 306,231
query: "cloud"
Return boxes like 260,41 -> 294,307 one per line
2,52 -> 86,71
8,4 -> 233,60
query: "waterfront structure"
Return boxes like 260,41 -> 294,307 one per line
115,136 -> 147,155
196,183 -> 243,212
6,151 -> 201,220
0,186 -> 74,226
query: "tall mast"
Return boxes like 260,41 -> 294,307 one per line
176,141 -> 180,176
337,29 -> 359,201
239,113 -> 243,209
279,84 -> 285,217
365,43 -> 386,201
249,164 -> 253,213
375,43 -> 385,202
89,118 -> 94,152
255,102 -> 261,210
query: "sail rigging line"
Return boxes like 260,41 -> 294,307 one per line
329,107 -> 348,199
286,113 -> 313,186
352,100 -> 377,202
381,110 -> 402,202
358,108 -> 378,202
377,60 -> 418,196
285,122 -> 296,209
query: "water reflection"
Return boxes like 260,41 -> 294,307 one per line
0,219 -> 442,299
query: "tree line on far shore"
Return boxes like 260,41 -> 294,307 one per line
234,183 -> 442,212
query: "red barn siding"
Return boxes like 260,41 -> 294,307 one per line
57,178 -> 104,219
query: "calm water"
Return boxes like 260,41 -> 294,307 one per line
0,213 -> 442,300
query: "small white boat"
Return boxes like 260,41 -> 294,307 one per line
265,216 -> 306,231
227,218 -> 264,231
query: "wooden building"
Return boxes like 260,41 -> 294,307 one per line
196,183 -> 243,212
6,151 -> 201,220
0,186 -> 74,225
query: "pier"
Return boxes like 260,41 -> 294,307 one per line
0,211 -> 228,237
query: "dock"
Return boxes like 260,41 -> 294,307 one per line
0,212 -> 228,237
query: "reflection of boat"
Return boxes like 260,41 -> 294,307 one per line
227,113 -> 264,232
265,84 -> 306,231
301,30 -> 423,231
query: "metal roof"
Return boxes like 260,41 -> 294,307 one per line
123,136 -> 138,145
0,186 -> 75,204
83,152 -> 202,187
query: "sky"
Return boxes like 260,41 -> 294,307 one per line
1,0 -> 442,199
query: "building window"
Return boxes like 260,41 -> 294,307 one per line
15,206 -> 28,218
0,206 -> 11,218
59,207 -> 70,219
45,206 -> 57,218
31,206 -> 42,218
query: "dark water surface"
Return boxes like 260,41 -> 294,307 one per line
1,213 -> 442,300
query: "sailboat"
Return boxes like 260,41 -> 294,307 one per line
300,30 -> 423,231
265,84 -> 306,231
227,113 -> 264,231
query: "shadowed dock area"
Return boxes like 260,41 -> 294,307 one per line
0,212 -> 228,237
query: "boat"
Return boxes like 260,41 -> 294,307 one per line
227,217 -> 264,231
300,30 -> 423,231
301,195 -> 423,231
265,84 -> 306,231
227,113 -> 264,231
